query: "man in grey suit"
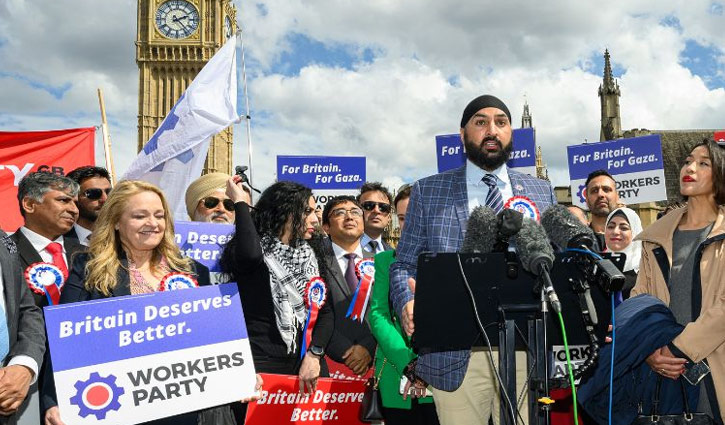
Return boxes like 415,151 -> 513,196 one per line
390,95 -> 557,425
0,231 -> 46,425
320,196 -> 376,376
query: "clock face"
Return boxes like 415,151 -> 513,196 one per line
225,16 -> 233,39
155,0 -> 200,39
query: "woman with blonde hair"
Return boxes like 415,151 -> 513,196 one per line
42,180 -> 212,425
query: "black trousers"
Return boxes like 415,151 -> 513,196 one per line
382,399 -> 441,425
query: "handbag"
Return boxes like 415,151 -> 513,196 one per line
632,376 -> 713,425
359,357 -> 386,422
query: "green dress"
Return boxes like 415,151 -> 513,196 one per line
368,250 -> 434,409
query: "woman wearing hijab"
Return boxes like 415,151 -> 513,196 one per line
604,206 -> 643,300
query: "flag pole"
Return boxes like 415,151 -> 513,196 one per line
97,88 -> 117,185
238,28 -> 254,189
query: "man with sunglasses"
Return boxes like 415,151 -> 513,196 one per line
66,166 -> 112,246
357,182 -> 394,254
185,173 -> 250,224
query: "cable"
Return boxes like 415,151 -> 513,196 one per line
557,310 -> 579,425
564,248 -> 603,260
456,254 -> 519,425
608,294 -> 616,425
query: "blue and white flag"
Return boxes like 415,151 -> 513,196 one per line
122,36 -> 239,221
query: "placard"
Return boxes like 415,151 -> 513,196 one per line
567,135 -> 667,208
44,284 -> 256,425
245,373 -> 367,425
435,128 -> 537,175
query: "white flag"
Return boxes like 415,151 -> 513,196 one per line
122,36 -> 239,221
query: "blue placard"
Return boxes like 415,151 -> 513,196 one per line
174,221 -> 233,273
567,135 -> 664,180
45,284 -> 245,372
435,128 -> 536,173
277,156 -> 366,190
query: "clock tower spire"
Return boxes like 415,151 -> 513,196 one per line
136,0 -> 237,174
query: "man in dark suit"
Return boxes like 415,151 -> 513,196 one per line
320,196 -> 376,376
65,166 -> 112,247
12,172 -> 83,308
0,231 -> 46,425
357,182 -> 394,254
390,95 -> 557,425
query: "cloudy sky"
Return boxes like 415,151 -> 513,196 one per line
1,0 -> 723,191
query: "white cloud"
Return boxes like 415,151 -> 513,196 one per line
1,0 -> 724,195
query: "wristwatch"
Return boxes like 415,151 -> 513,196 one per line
308,345 -> 325,357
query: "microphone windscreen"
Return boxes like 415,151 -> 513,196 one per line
461,206 -> 498,253
541,204 -> 597,250
514,218 -> 554,274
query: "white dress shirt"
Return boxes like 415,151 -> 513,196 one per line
465,159 -> 513,213
360,233 -> 386,254
19,227 -> 68,269
73,223 -> 93,247
331,241 -> 364,275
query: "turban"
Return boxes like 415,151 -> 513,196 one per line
460,95 -> 512,128
185,173 -> 230,218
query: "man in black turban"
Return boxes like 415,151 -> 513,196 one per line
389,94 -> 558,425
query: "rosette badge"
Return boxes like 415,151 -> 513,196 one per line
300,277 -> 327,358
25,262 -> 65,305
346,258 -> 375,323
504,196 -> 541,222
159,272 -> 199,291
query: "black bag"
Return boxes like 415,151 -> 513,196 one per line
359,358 -> 386,422
633,377 -> 713,425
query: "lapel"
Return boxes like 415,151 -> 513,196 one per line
110,257 -> 132,297
11,230 -> 43,268
0,232 -> 16,331
509,170 -> 525,197
64,236 -> 84,268
452,165 -> 469,236
325,251 -> 352,299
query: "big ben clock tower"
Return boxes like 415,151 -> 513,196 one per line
136,0 -> 237,174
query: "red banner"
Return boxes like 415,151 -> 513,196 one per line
326,358 -> 373,382
0,128 -> 95,231
245,373 -> 367,425
715,131 -> 725,141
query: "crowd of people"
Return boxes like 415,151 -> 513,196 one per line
0,94 -> 723,425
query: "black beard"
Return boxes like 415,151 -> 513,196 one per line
79,208 -> 98,223
464,135 -> 513,170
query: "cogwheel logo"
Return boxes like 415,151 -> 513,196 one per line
577,184 -> 587,204
70,372 -> 124,420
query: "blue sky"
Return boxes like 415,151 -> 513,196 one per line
0,0 -> 724,190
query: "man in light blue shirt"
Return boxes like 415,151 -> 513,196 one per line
357,182 -> 394,254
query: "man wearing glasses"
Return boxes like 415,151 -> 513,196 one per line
320,196 -> 376,376
357,182 -> 394,254
184,173 -> 250,224
66,166 -> 112,246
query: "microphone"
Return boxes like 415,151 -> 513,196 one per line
461,206 -> 498,254
494,208 -> 524,252
234,165 -> 262,194
541,204 -> 599,252
513,218 -> 561,313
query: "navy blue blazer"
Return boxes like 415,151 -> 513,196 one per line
389,164 -> 557,391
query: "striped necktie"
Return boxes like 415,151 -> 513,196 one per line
482,174 -> 504,213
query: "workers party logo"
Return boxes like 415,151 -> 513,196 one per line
70,372 -> 125,420
577,184 -> 587,204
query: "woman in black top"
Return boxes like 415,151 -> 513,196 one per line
221,179 -> 333,394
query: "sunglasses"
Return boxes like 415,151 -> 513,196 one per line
360,201 -> 392,214
202,197 -> 235,212
83,188 -> 112,200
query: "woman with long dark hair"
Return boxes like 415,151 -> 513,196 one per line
220,179 -> 333,394
632,138 -> 725,423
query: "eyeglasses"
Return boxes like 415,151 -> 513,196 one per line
202,197 -> 235,212
329,208 -> 364,219
83,188 -> 112,200
360,201 -> 392,214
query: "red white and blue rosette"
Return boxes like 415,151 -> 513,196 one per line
159,272 -> 199,291
301,277 -> 327,358
504,196 -> 541,222
345,258 -> 375,323
25,262 -> 64,305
